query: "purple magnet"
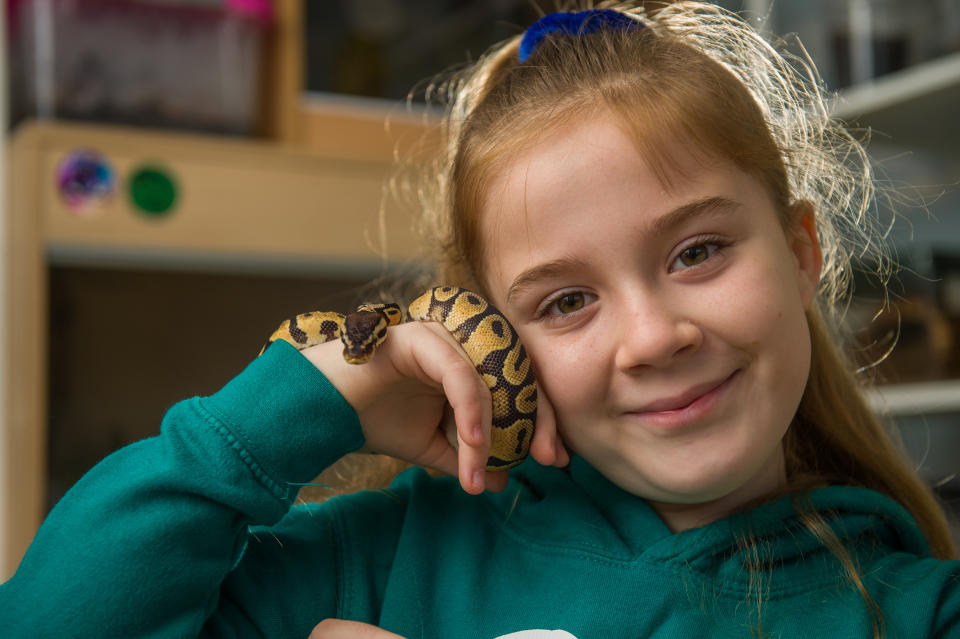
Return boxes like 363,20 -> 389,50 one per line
56,150 -> 116,214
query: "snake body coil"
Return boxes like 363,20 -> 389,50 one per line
260,286 -> 536,470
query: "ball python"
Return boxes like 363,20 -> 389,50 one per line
260,286 -> 537,470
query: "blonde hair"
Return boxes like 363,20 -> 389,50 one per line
419,1 -> 883,316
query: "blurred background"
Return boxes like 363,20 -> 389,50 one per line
1,0 -> 958,577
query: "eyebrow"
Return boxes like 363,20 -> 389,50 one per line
648,195 -> 741,237
505,196 -> 741,303
506,256 -> 589,304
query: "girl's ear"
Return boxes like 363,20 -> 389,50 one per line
789,200 -> 823,309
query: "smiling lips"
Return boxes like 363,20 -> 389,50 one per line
626,371 -> 739,429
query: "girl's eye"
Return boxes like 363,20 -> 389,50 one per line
535,290 -> 593,321
678,245 -> 709,267
555,292 -> 585,314
670,237 -> 728,272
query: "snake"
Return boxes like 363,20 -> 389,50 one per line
260,286 -> 537,470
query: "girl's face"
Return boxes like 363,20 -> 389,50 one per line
480,115 -> 821,525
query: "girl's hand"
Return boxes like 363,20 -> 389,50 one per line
301,321 -> 567,495
309,619 -> 405,639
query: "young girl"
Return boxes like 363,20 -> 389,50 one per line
2,3 -> 958,638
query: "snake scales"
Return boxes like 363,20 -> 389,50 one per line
260,286 -> 537,470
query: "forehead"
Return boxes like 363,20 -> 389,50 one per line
481,115 -> 719,242
477,115 -> 773,295
483,113 -> 719,211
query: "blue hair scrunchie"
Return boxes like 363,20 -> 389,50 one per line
518,9 -> 645,63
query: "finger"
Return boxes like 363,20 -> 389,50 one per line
529,393 -> 556,466
408,326 -> 493,494
309,619 -> 405,639
455,411 -> 490,495
440,406 -> 509,493
414,424 -> 460,479
528,390 -> 568,467
554,424 -> 570,467
440,403 -> 459,450
406,325 -> 491,450
484,469 -> 510,493
440,362 -> 491,494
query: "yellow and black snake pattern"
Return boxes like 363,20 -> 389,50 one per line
260,286 -> 537,470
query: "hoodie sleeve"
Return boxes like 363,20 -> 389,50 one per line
0,340 -> 368,638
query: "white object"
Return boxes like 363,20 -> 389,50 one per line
495,631 -> 579,639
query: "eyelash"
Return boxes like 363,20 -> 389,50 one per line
531,235 -> 732,323
669,234 -> 731,272
534,289 -> 593,323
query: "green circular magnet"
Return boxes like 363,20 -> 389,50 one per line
129,166 -> 177,217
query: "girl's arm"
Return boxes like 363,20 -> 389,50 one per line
0,341 -> 369,637
0,316 -> 562,637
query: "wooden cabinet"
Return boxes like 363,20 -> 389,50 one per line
1,120 -> 426,578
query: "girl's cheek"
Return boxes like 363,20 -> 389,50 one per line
530,336 -> 605,405
703,254 -> 794,335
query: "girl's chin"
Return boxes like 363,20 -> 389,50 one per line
638,481 -> 774,530
606,456 -> 786,511
603,467 -> 742,506
637,483 -> 745,508
642,461 -> 787,526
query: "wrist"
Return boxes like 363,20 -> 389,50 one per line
203,341 -> 366,488
301,339 -> 383,414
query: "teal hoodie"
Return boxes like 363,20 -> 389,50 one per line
1,340 -> 958,638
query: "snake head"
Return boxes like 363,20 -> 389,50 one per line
341,310 -> 389,364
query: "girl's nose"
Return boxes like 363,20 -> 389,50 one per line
613,295 -> 703,371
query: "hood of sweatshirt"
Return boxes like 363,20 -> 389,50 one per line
494,454 -> 933,594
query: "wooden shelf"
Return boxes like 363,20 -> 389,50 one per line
1,119 -> 426,578
867,380 -> 960,417
15,120 -> 425,268
836,53 -> 960,421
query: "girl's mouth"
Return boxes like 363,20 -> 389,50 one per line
625,370 -> 740,431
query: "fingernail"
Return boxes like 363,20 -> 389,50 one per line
473,470 -> 484,490
473,423 -> 484,444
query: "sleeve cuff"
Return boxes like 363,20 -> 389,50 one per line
199,340 -> 366,491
